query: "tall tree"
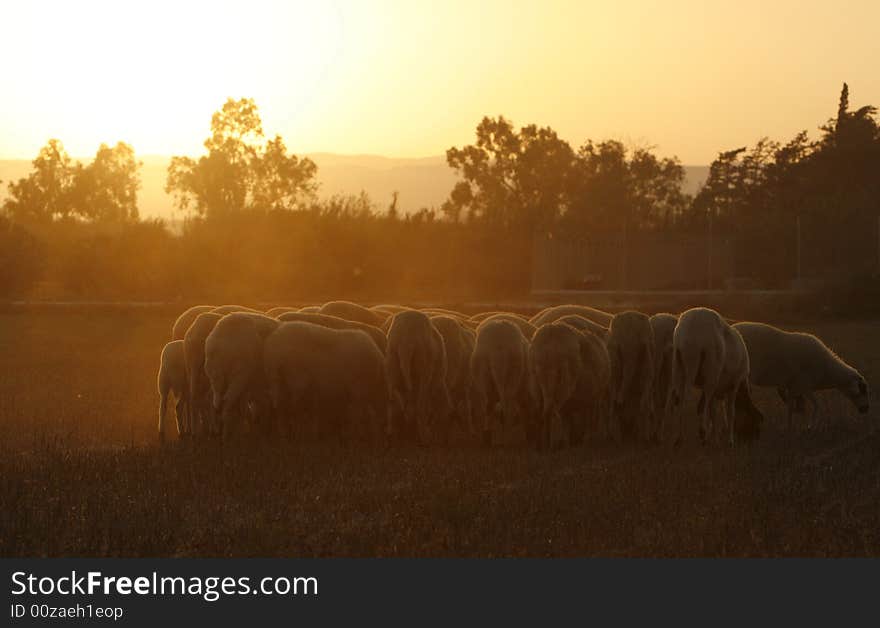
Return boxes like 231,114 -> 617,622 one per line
445,116 -> 575,231
166,98 -> 317,217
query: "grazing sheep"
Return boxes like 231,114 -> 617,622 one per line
157,340 -> 188,443
385,310 -> 451,443
264,322 -> 388,442
555,315 -> 609,341
421,307 -> 466,318
607,311 -> 655,442
171,305 -> 215,341
265,306 -> 298,318
566,328 -> 612,445
319,300 -> 386,326
665,307 -> 753,447
204,312 -> 280,438
183,312 -> 224,437
277,311 -> 387,354
212,304 -> 260,315
470,311 -> 529,323
471,318 -> 532,446
478,313 -> 537,340
371,304 -> 411,315
529,323 -> 584,450
529,304 -> 613,328
649,313 -> 678,422
733,321 -> 870,427
430,315 -> 476,441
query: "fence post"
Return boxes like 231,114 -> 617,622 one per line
707,210 -> 714,290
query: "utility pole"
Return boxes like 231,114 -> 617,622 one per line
796,214 -> 802,283
707,209 -> 714,290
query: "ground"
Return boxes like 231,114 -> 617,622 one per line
0,307 -> 878,556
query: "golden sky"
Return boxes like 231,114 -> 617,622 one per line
2,0 -> 879,163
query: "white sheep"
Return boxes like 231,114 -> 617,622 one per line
204,312 -> 280,438
649,312 -> 678,421
263,321 -> 389,442
299,305 -> 321,313
212,304 -> 261,315
529,304 -> 613,328
171,305 -> 215,341
385,310 -> 451,444
664,307 -> 752,446
265,306 -> 298,318
469,311 -> 530,323
277,311 -> 387,354
430,315 -> 475,441
554,314 -> 609,341
567,327 -> 612,445
529,322 -> 584,450
157,340 -> 187,443
733,321 -> 870,427
477,313 -> 537,340
607,311 -> 655,442
319,300 -> 387,327
371,304 -> 411,315
471,318 -> 532,446
183,311 -> 224,437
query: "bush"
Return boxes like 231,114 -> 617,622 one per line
0,216 -> 46,297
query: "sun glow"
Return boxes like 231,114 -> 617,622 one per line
1,0 -> 344,157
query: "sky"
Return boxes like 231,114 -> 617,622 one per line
1,0 -> 879,163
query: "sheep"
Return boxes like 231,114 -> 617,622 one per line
263,322 -> 388,442
183,312 -> 224,437
299,305 -> 321,313
528,322 -> 584,450
470,311 -> 529,323
385,310 -> 451,444
319,300 -> 386,326
371,304 -> 411,315
421,307 -> 467,318
204,312 -> 280,438
733,321 -> 870,428
212,304 -> 261,315
157,340 -> 187,443
566,327 -> 612,445
649,313 -> 678,423
554,314 -> 609,341
471,318 -> 532,446
478,313 -> 537,340
664,307 -> 754,447
529,304 -> 613,328
265,306 -> 298,318
607,311 -> 655,442
277,311 -> 387,354
171,305 -> 215,341
430,315 -> 475,441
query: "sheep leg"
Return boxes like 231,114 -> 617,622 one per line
158,387 -> 168,444
175,396 -> 187,440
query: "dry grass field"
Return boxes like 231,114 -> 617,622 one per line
1,307 -> 879,557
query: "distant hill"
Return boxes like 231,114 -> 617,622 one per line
1,155 -> 709,219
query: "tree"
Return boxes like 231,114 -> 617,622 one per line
3,140 -> 140,223
445,116 -> 575,231
166,98 -> 317,217
74,142 -> 141,222
564,140 -> 688,233
3,139 -> 75,222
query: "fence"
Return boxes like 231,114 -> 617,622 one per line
531,232 -> 735,292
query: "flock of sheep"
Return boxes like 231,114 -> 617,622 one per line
157,300 -> 871,449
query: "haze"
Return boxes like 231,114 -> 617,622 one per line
2,0 -> 879,163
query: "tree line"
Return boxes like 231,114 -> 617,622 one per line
1,84 -> 878,300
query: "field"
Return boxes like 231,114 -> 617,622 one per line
1,307 -> 879,557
